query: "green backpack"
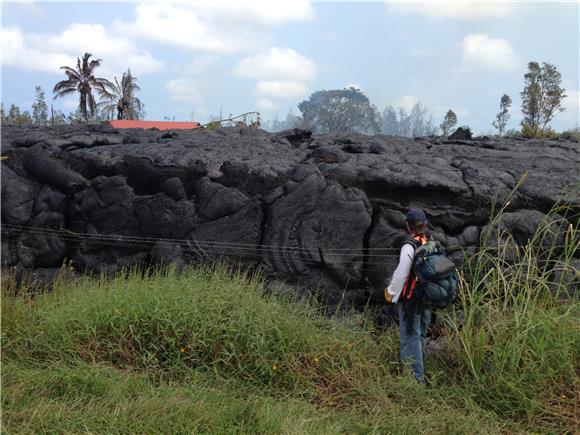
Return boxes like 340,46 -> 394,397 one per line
403,239 -> 458,309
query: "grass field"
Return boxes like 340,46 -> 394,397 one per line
2,210 -> 578,433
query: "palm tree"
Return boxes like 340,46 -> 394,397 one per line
53,53 -> 111,121
98,69 -> 143,120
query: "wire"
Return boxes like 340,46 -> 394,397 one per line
0,229 -> 406,265
3,223 -> 572,272
1,223 -> 485,253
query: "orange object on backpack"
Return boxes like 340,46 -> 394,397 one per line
401,234 -> 429,300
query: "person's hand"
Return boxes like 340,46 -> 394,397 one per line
384,289 -> 393,303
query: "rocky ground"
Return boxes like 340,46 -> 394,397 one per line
2,124 -> 578,304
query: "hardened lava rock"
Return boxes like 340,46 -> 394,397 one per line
2,124 -> 578,304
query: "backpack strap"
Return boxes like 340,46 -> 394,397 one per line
401,259 -> 416,300
401,233 -> 430,334
401,237 -> 419,250
400,234 -> 429,301
400,236 -> 419,300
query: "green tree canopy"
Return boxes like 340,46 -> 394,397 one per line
520,61 -> 566,136
440,110 -> 457,137
298,87 -> 381,134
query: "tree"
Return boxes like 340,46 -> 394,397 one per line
4,104 -> 33,125
440,110 -> 457,137
52,109 -> 67,125
423,117 -> 438,136
67,109 -> 86,124
381,103 -> 438,137
397,108 -> 412,137
409,102 -> 437,137
521,61 -> 567,135
264,109 -> 305,132
410,103 -> 426,137
98,68 -> 143,120
19,111 -> 33,125
381,106 -> 399,135
32,86 -> 49,126
8,103 -> 21,122
492,94 -> 512,136
53,53 -> 112,121
298,87 -> 381,134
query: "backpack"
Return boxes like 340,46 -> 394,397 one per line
402,237 -> 458,309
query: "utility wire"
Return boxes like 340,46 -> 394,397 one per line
3,224 -> 569,271
1,223 -> 485,253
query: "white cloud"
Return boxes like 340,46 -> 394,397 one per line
164,76 -> 208,120
254,80 -> 307,98
257,98 -> 276,111
190,0 -> 314,24
395,95 -> 418,111
118,2 -> 246,53
234,47 -> 316,81
459,33 -> 519,73
387,1 -> 517,20
117,1 -> 313,54
184,55 -> 220,75
1,24 -> 162,75
235,47 -> 316,99
1,27 -> 75,73
165,78 -> 204,106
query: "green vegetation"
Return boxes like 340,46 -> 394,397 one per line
98,68 -> 144,121
298,87 -> 382,134
2,209 -> 578,433
440,109 -> 458,137
446,201 -> 579,429
520,61 -> 567,138
53,53 -> 113,122
492,94 -> 512,136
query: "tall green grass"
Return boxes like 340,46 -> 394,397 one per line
3,264 -> 392,393
3,264 -> 509,434
441,197 -> 579,430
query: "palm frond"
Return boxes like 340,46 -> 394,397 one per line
53,88 -> 78,99
53,79 -> 77,93
53,79 -> 79,99
59,66 -> 81,81
88,59 -> 102,71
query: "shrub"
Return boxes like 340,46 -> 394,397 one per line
521,124 -> 558,138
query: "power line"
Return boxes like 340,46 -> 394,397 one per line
3,224 -> 572,253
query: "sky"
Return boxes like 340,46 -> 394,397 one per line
1,0 -> 579,134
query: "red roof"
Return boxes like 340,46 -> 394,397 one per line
108,120 -> 201,130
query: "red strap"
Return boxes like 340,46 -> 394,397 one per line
402,234 -> 428,299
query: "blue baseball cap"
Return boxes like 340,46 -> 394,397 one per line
405,208 -> 427,224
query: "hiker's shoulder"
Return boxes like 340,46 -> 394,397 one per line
399,237 -> 418,252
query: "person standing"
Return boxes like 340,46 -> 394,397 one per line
384,208 -> 431,385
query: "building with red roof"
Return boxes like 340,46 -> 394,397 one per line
107,120 -> 201,130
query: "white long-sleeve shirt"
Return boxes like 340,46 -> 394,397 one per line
386,243 -> 415,303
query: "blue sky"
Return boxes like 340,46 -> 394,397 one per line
2,1 -> 579,133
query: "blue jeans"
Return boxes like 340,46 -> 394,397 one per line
398,302 -> 431,384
